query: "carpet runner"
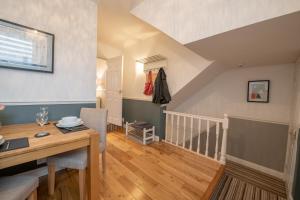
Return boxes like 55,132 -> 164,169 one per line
210,161 -> 287,200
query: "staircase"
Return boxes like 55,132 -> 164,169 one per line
131,1 -> 300,109
211,161 -> 287,200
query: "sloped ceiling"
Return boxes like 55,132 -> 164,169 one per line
186,11 -> 300,68
98,0 -> 159,50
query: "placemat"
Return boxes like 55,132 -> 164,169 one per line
0,138 -> 29,152
55,124 -> 89,134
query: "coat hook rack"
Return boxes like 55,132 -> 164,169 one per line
136,54 -> 168,72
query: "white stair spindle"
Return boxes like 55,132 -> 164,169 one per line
205,120 -> 210,156
171,114 -> 174,144
165,113 -> 169,142
220,114 -> 229,165
176,115 -> 180,146
182,116 -> 186,148
197,118 -> 202,154
214,122 -> 220,160
189,117 -> 193,150
143,128 -> 146,145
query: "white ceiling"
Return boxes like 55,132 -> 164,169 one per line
98,0 -> 159,51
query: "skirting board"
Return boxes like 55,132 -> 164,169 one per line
226,155 -> 284,180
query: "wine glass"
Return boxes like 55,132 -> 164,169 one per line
40,107 -> 48,116
40,107 -> 49,125
36,112 -> 48,127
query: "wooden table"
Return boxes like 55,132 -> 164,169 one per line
0,123 -> 99,200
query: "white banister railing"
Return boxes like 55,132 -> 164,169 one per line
163,111 -> 229,165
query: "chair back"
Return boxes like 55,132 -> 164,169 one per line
80,108 -> 108,146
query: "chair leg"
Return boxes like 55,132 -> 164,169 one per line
27,189 -> 37,200
48,163 -> 56,195
102,150 -> 106,174
79,169 -> 87,200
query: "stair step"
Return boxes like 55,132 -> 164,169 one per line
225,161 -> 286,197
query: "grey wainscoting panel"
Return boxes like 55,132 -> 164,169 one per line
228,117 -> 288,172
185,125 -> 223,158
0,103 -> 96,125
122,98 -> 165,139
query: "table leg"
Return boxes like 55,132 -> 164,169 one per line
87,132 -> 100,200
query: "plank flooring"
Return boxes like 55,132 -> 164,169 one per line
38,132 -> 221,200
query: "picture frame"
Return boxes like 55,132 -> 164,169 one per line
247,80 -> 270,103
0,19 -> 54,73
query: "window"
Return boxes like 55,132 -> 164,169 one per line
0,19 -> 54,73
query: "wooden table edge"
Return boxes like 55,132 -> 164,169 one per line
0,135 -> 92,159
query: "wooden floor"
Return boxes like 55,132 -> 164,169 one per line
38,132 -> 221,200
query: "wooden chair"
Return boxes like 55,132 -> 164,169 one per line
0,174 -> 39,200
47,108 -> 107,200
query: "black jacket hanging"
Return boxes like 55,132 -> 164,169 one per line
152,68 -> 171,104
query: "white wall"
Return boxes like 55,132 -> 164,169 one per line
122,33 -> 212,101
132,0 -> 300,44
98,42 -> 122,59
175,64 -> 295,124
0,0 -> 97,104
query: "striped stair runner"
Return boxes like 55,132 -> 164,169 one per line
210,161 -> 287,200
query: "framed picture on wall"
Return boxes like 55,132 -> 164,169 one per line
247,80 -> 270,103
0,19 -> 54,73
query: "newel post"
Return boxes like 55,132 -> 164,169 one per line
220,114 -> 229,165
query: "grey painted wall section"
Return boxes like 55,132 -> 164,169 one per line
185,125 -> 223,158
159,106 -> 167,139
122,99 -> 165,139
0,103 -> 96,125
183,117 -> 288,172
228,117 -> 288,172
